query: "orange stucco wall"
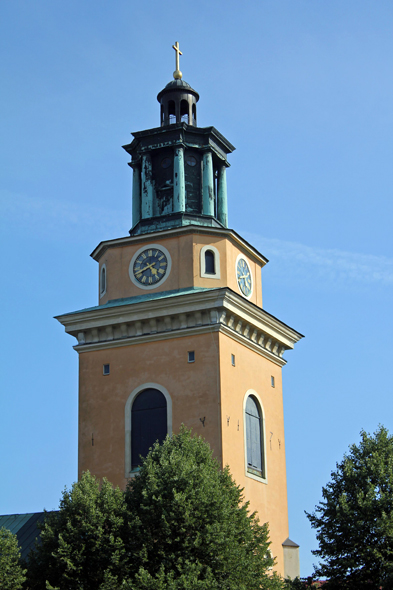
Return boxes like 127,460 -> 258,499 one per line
78,327 -> 288,575
98,232 -> 263,307
218,332 -> 288,574
78,332 -> 222,489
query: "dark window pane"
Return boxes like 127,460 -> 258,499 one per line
131,389 -> 167,469
205,250 -> 215,274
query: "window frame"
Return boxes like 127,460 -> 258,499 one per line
124,383 -> 172,478
243,390 -> 267,484
200,245 -> 221,279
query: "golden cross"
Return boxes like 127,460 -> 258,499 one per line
172,41 -> 183,80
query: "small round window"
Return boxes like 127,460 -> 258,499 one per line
161,157 -> 172,169
186,155 -> 197,167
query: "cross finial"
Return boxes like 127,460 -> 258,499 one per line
172,41 -> 183,80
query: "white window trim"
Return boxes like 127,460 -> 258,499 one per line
200,245 -> 221,279
100,263 -> 107,298
124,382 -> 172,478
243,389 -> 267,484
129,243 -> 172,291
235,253 -> 253,300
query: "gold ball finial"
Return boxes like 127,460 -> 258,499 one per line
172,42 -> 183,80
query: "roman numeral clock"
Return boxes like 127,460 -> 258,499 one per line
56,43 -> 303,579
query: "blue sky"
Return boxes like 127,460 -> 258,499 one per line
1,0 -> 392,577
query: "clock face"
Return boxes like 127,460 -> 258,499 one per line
133,248 -> 168,286
236,257 -> 252,297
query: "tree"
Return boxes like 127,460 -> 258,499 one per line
306,425 -> 393,589
0,527 -> 26,590
25,428 -> 283,590
25,472 -> 132,590
125,426 -> 283,590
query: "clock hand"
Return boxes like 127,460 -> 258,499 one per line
141,261 -> 157,272
238,274 -> 248,279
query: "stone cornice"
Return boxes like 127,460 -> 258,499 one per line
90,225 -> 269,267
56,288 -> 303,367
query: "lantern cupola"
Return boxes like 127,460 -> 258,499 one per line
123,42 -> 235,236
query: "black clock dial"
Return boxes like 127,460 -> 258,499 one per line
133,248 -> 168,286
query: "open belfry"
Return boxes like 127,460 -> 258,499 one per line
56,43 -> 303,577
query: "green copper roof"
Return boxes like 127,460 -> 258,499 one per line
63,286 -> 211,316
0,512 -> 53,560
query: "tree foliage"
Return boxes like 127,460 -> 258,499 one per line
0,527 -> 26,590
25,473 -> 131,590
126,426 -> 283,590
306,425 -> 393,589
25,428 -> 283,590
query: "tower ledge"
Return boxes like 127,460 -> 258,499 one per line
55,286 -> 303,367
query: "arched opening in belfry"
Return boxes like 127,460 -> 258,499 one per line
192,103 -> 196,125
161,105 -> 165,125
168,100 -> 176,124
180,99 -> 189,124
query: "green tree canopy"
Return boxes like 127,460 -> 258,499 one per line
25,473 -> 131,590
0,527 -> 26,590
126,426 -> 282,590
306,425 -> 393,589
25,428 -> 283,590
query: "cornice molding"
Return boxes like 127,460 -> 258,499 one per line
56,288 -> 302,367
90,225 -> 268,267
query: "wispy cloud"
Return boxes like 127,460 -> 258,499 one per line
0,190 -> 129,240
242,232 -> 393,288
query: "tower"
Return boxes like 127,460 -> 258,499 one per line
56,44 -> 302,577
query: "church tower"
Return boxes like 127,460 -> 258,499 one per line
56,43 -> 302,578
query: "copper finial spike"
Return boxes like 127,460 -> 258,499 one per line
172,41 -> 183,80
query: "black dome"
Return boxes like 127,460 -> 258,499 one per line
157,79 -> 199,102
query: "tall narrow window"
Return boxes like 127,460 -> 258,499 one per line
205,250 -> 215,274
100,265 -> 106,296
200,245 -> 220,279
131,389 -> 167,469
245,395 -> 264,478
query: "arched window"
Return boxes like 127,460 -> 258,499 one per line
245,395 -> 265,478
131,388 -> 167,469
200,245 -> 220,279
100,265 -> 106,297
168,100 -> 176,124
205,250 -> 215,274
192,103 -> 196,125
180,99 -> 189,123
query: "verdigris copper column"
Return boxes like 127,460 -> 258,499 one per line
202,152 -> 214,216
217,165 -> 228,227
141,154 -> 154,219
173,146 -> 185,212
132,164 -> 141,226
